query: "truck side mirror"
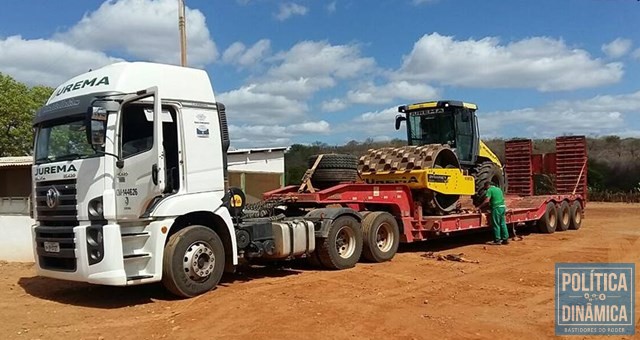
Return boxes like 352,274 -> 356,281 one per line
86,107 -> 107,146
395,115 -> 406,130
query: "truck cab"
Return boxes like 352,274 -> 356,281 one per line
32,62 -> 318,297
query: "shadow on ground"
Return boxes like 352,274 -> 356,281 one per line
398,224 -> 536,253
18,264 -> 304,309
18,226 -> 538,308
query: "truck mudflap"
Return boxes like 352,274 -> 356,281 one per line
304,207 -> 362,238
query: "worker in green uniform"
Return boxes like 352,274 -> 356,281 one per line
478,182 -> 509,245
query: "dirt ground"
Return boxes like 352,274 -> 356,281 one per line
1,202 -> 639,340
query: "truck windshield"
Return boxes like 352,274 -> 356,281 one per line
35,118 -> 102,164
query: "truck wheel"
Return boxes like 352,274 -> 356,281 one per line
537,202 -> 558,234
557,201 -> 571,231
162,225 -> 225,298
471,161 -> 505,206
317,215 -> 363,270
569,201 -> 583,230
361,212 -> 400,263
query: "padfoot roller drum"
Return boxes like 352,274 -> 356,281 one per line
358,144 -> 461,214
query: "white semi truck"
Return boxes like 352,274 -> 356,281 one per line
31,62 -> 331,297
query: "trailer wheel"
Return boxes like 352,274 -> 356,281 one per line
361,212 -> 400,263
162,226 -> 225,298
317,215 -> 363,270
537,202 -> 558,234
569,201 -> 583,230
557,201 -> 571,232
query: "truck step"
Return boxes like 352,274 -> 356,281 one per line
123,253 -> 151,261
127,275 -> 154,281
121,231 -> 151,238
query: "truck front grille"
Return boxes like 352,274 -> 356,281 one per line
35,179 -> 78,271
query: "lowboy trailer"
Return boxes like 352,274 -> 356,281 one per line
262,136 -> 586,267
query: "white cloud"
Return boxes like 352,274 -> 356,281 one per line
631,48 -> 640,60
0,35 -> 122,86
222,39 -> 271,68
251,77 -> 335,100
219,40 -> 376,128
602,38 -> 632,58
268,41 -> 375,80
327,1 -> 337,13
55,0 -> 217,66
217,84 -> 308,124
412,0 -> 438,4
346,81 -> 439,104
345,106 -> 405,139
397,33 -> 623,91
222,42 -> 246,63
480,109 -> 624,138
554,90 -> 640,112
479,91 -> 640,138
228,120 -> 330,148
275,3 -> 308,21
321,98 -> 348,112
288,121 -> 331,134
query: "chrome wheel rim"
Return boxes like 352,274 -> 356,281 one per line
183,241 -> 215,282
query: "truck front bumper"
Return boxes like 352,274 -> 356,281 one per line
32,223 -> 129,286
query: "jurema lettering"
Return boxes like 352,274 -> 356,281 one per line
35,164 -> 78,175
55,76 -> 110,96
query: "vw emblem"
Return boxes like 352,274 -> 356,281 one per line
46,187 -> 60,208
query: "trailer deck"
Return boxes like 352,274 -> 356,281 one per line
264,184 -> 584,242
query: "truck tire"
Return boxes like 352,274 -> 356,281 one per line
557,201 -> 571,231
308,154 -> 358,170
471,161 -> 506,206
537,202 -> 558,234
361,212 -> 400,263
569,201 -> 583,230
162,225 -> 225,298
311,168 -> 358,189
317,215 -> 363,270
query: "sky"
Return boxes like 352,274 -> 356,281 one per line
0,0 -> 639,148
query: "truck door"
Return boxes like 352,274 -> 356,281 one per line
115,88 -> 166,219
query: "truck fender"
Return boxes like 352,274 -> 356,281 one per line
213,205 -> 239,267
304,207 -> 362,238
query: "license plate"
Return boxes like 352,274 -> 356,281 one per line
44,241 -> 60,253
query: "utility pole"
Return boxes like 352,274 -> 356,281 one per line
178,0 -> 187,66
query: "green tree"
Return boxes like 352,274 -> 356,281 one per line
0,73 -> 53,156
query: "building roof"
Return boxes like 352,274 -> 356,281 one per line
0,156 -> 33,168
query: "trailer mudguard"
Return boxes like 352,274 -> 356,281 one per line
304,207 -> 362,238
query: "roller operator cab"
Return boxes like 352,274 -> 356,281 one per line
396,100 -> 507,204
31,62 -> 316,297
